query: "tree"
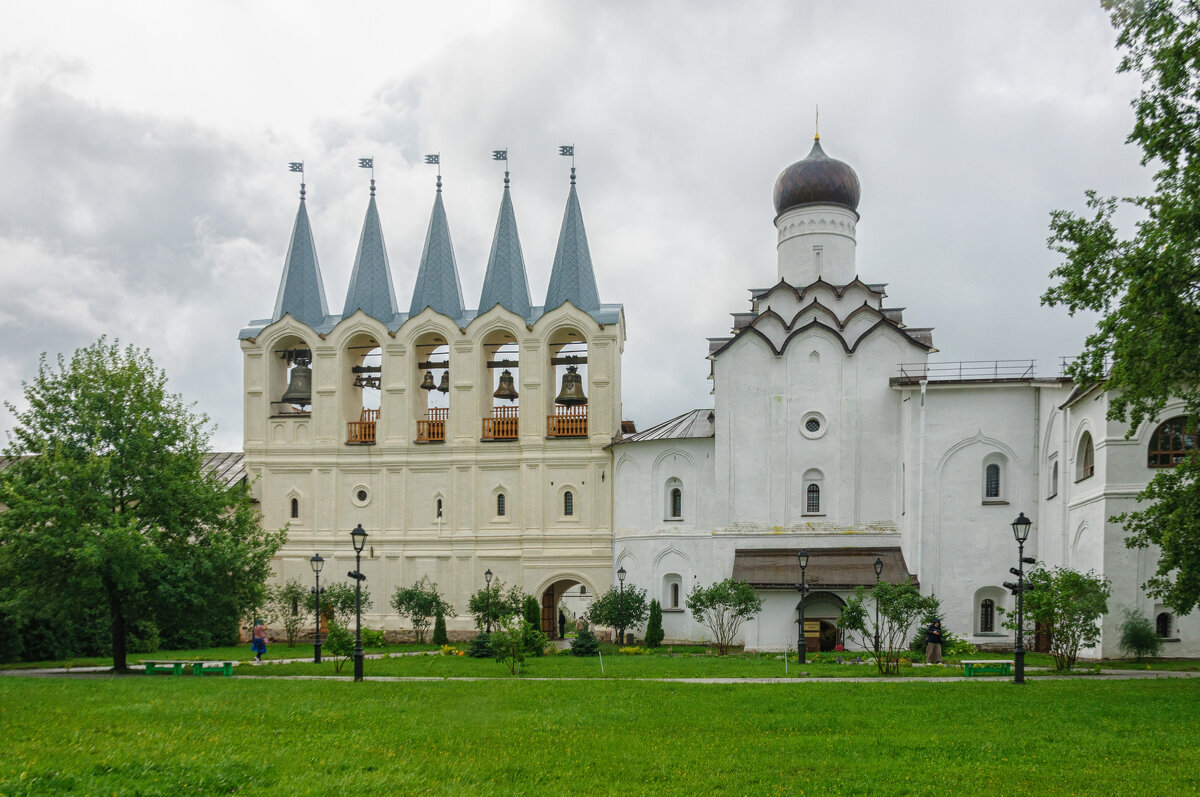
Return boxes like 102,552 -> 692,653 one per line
1042,0 -> 1200,614
1118,609 -> 1163,660
466,578 -> 525,631
431,607 -> 449,646
323,620 -> 355,673
267,579 -> 311,647
589,584 -> 649,645
645,599 -> 665,648
839,582 -> 938,675
0,339 -> 284,671
390,576 -> 455,643
491,616 -> 546,675
1001,566 -> 1111,672
305,580 -> 372,628
569,627 -> 600,656
685,579 -> 763,656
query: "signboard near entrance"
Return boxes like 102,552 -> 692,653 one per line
803,621 -> 821,633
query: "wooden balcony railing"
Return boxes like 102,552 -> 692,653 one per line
547,405 -> 588,437
482,405 -> 519,440
347,408 -> 379,444
416,408 -> 448,443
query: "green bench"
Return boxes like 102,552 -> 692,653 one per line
140,660 -> 187,676
962,659 -> 1014,677
140,660 -> 236,676
191,661 -> 236,677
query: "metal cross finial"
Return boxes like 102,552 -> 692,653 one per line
815,105 -> 820,141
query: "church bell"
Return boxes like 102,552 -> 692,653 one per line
493,369 -> 519,402
420,371 -> 436,391
281,363 -> 313,406
437,371 -> 450,393
554,365 -> 587,406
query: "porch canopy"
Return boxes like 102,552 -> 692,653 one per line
731,547 -> 916,591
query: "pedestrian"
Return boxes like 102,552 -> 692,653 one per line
925,619 -> 943,665
558,610 -> 567,639
251,618 -> 268,663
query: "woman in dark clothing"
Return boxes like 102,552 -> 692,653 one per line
925,620 -> 943,664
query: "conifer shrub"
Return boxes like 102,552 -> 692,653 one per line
645,599 -> 665,648
467,631 -> 494,658
432,608 -> 449,646
1118,610 -> 1162,660
570,628 -> 600,656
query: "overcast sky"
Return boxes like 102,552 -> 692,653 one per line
0,1 -> 1150,451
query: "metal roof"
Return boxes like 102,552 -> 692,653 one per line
732,547 -> 915,591
202,452 -> 248,488
544,176 -> 602,319
409,180 -> 466,320
272,195 -> 330,329
342,193 -> 399,323
616,408 -> 714,443
477,175 -> 533,321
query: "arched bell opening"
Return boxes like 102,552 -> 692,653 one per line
343,332 -> 381,445
540,578 -> 594,640
270,334 -> 313,417
546,327 -> 588,438
481,329 -> 519,441
413,332 -> 450,443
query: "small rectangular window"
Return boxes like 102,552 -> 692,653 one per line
564,491 -> 574,517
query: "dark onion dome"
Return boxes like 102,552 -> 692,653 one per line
773,137 -> 861,214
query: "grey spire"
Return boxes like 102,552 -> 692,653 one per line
272,186 -> 329,328
544,168 -> 601,315
409,175 -> 465,319
477,172 -> 532,319
342,181 -> 399,323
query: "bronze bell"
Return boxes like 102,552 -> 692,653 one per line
437,371 -> 450,393
493,369 -> 519,402
420,371 -> 436,391
555,365 -> 587,406
281,363 -> 312,406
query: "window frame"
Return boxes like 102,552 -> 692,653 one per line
806,483 -> 820,514
1148,416 -> 1198,468
1076,433 -> 1095,482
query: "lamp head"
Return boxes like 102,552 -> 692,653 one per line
798,549 -> 810,570
484,568 -> 493,586
873,557 -> 884,578
1011,512 -> 1032,543
350,524 -> 368,552
310,553 -> 324,574
617,566 -> 627,583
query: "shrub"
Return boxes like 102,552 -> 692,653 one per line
432,608 -> 449,646
589,585 -> 649,645
492,617 -> 543,675
267,579 -> 310,647
686,579 -> 764,655
523,595 -> 541,628
570,628 -> 600,656
323,621 -> 354,673
645,599 -> 665,648
619,646 -> 648,655
390,577 -> 455,644
467,578 -> 526,631
361,628 -> 386,648
467,632 -> 494,658
1118,610 -> 1163,660
1001,566 -> 1110,672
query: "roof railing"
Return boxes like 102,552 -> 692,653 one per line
896,360 -> 1036,382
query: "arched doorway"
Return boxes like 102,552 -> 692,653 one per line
539,578 -> 594,640
798,591 -> 846,652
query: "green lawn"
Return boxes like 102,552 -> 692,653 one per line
0,642 -> 424,670
0,677 -> 1197,795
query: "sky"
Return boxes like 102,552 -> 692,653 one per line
0,1 -> 1151,451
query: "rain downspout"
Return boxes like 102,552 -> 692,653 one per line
917,379 -> 928,589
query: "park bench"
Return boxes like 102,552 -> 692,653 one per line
140,660 -> 187,676
961,659 -> 1014,677
191,661 -> 236,677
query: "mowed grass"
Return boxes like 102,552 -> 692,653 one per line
1,677 -> 1198,795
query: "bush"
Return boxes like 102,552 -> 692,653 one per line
492,617 -> 543,675
467,632 -> 494,659
645,599 -> 665,648
432,608 -> 448,646
323,621 -> 354,673
390,577 -> 455,644
361,628 -> 386,648
1118,610 -> 1163,660
570,628 -> 600,656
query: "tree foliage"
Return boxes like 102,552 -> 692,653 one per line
491,617 -> 547,674
306,580 -> 371,628
0,339 -> 284,670
431,607 -> 449,647
1042,0 -> 1200,613
685,579 -> 763,656
466,578 -> 525,631
839,582 -> 938,675
1001,566 -> 1111,672
588,584 -> 649,645
1118,609 -> 1164,660
390,576 -> 455,643
268,579 -> 311,647
645,599 -> 665,648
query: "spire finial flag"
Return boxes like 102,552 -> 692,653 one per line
559,144 -> 575,183
814,105 -> 820,141
425,152 -> 441,177
358,157 -> 375,196
288,161 -> 305,199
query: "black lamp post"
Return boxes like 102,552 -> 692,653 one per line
1004,512 -> 1035,684
349,524 -> 368,682
617,566 -> 627,645
873,556 -> 884,661
484,569 -> 494,633
309,553 -> 324,664
796,550 -> 809,657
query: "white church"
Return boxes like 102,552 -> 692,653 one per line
238,137 -> 1197,659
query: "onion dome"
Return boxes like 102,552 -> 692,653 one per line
773,137 -> 861,214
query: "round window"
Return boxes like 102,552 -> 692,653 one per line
356,489 -> 368,502
805,418 -> 821,433
351,485 -> 372,507
801,412 -> 827,440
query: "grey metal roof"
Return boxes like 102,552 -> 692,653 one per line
272,195 -> 330,329
477,175 -> 533,321
409,180 -> 466,319
544,176 -> 601,318
732,547 -> 915,590
616,408 -> 714,444
341,192 -> 399,323
202,452 -> 248,489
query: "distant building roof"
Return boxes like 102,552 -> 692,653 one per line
2,452 -> 248,492
732,547 -> 915,590
615,409 -> 714,444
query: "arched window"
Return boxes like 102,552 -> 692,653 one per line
1048,461 -> 1059,499
670,488 -> 682,519
1157,612 -> 1173,638
1148,416 -> 1198,467
436,497 -> 443,519
980,599 -> 995,633
985,464 -> 1000,498
671,582 -> 680,608
290,497 -> 299,519
664,477 -> 683,520
564,491 -> 574,516
663,573 -> 683,609
806,484 -> 820,514
496,493 -> 506,517
1077,433 -> 1095,481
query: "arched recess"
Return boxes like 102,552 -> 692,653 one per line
479,323 -> 521,440
973,586 -> 1006,634
653,448 -> 696,523
1070,520 -> 1089,569
802,468 -> 824,515
339,325 -> 383,444
534,572 -> 598,640
982,452 -> 1008,502
544,320 -> 590,438
412,327 -> 451,442
557,483 -> 580,521
286,488 -> 303,524
263,327 -> 315,417
797,591 -> 846,652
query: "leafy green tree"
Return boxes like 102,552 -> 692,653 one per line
0,339 -> 283,671
466,578 -> 525,631
589,584 -> 649,645
1118,609 -> 1163,660
305,580 -> 372,628
1042,0 -> 1200,613
390,576 -> 455,643
1001,566 -> 1111,672
645,599 -> 665,648
432,607 -> 449,646
268,579 -> 311,647
685,579 -> 763,656
323,620 -> 355,673
839,582 -> 938,675
491,617 -> 546,675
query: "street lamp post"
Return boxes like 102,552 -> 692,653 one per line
873,556 -> 884,662
1004,512 -> 1035,685
349,524 -> 368,682
484,569 -> 494,633
309,553 -> 324,664
796,550 -> 809,659
617,566 -> 627,645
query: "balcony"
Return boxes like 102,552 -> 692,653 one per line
416,408 -> 447,443
482,405 -> 519,441
547,405 -> 588,438
347,409 -> 378,445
